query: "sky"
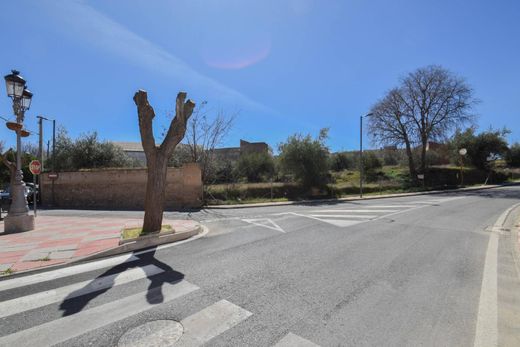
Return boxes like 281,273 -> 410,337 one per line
0,0 -> 519,153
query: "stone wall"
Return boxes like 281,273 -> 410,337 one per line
40,163 -> 202,210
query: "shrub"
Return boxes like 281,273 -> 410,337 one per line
237,152 -> 275,182
278,128 -> 330,188
330,152 -> 353,171
506,143 -> 520,168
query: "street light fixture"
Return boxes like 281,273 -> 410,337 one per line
3,69 -> 35,233
459,148 -> 467,186
360,113 -> 374,198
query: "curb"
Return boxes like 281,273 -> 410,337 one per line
205,182 -> 520,209
79,224 -> 203,262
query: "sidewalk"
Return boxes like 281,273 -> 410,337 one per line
0,216 -> 200,275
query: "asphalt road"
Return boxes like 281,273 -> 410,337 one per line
1,187 -> 520,346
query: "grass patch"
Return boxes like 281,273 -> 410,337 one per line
121,224 -> 173,240
0,268 -> 14,276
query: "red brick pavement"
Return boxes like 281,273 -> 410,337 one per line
0,216 -> 199,275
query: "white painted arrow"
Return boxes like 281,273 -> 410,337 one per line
242,218 -> 286,233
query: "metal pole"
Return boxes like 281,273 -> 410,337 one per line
360,115 -> 363,198
38,116 -> 44,171
460,155 -> 464,186
52,119 -> 56,206
33,173 -> 37,217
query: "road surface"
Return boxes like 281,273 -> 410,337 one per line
1,186 -> 520,346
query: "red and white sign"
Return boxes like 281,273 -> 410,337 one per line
29,160 -> 41,175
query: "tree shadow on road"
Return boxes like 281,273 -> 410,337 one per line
59,247 -> 184,317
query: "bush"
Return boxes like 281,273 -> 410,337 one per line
450,127 -> 509,170
330,152 -> 353,171
48,128 -> 139,171
278,129 -> 330,188
506,143 -> 520,167
237,152 -> 275,182
363,152 -> 382,181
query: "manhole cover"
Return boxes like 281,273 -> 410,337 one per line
118,320 -> 183,347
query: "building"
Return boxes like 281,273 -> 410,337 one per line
113,139 -> 269,166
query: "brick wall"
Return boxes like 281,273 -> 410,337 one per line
40,163 -> 202,210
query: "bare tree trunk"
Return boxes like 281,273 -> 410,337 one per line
404,141 -> 418,184
420,137 -> 427,174
134,90 -> 195,234
142,151 -> 168,232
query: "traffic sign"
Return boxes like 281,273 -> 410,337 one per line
48,172 -> 59,180
29,160 -> 41,175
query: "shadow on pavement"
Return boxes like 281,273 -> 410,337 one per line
59,247 -> 183,316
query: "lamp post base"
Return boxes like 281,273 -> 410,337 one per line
3,214 -> 35,234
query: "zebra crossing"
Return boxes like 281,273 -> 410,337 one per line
0,256 -> 320,346
297,196 -> 463,227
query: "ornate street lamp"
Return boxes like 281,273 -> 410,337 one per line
3,70 -> 35,233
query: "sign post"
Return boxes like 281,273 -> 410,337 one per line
29,160 -> 41,217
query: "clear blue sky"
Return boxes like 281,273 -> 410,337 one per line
1,0 -> 519,152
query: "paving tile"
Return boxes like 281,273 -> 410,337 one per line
11,259 -> 65,272
21,251 -> 52,262
48,250 -> 76,260
38,238 -> 83,248
82,234 -> 120,242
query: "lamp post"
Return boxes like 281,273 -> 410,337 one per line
360,113 -> 374,198
3,70 -> 35,233
459,148 -> 467,186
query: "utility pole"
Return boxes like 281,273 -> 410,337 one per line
360,115 -> 363,198
38,116 -> 44,170
52,119 -> 56,206
359,113 -> 373,198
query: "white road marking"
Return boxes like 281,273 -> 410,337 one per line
313,209 -> 399,213
274,332 -> 320,347
316,219 -> 364,227
474,230 -> 498,347
242,218 -> 285,233
0,254 -> 139,292
175,299 -> 253,346
0,280 -> 199,346
0,264 -> 164,319
473,202 -> 520,347
357,205 -> 417,208
309,214 -> 378,219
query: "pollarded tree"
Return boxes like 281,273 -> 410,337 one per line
134,90 -> 195,233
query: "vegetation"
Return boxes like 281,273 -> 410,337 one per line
506,143 -> 520,167
368,65 -> 477,181
49,128 -> 139,171
121,224 -> 173,240
278,128 -> 330,188
450,127 -> 509,170
237,152 -> 275,182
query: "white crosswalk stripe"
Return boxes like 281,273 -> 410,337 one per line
0,264 -> 164,319
0,263 -> 255,346
298,197 -> 460,227
0,279 -> 199,346
274,332 -> 320,346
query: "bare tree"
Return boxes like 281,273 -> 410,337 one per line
369,65 -> 477,181
134,90 -> 195,233
401,65 -> 477,173
369,88 -> 418,181
184,102 -> 235,183
0,142 -> 16,187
